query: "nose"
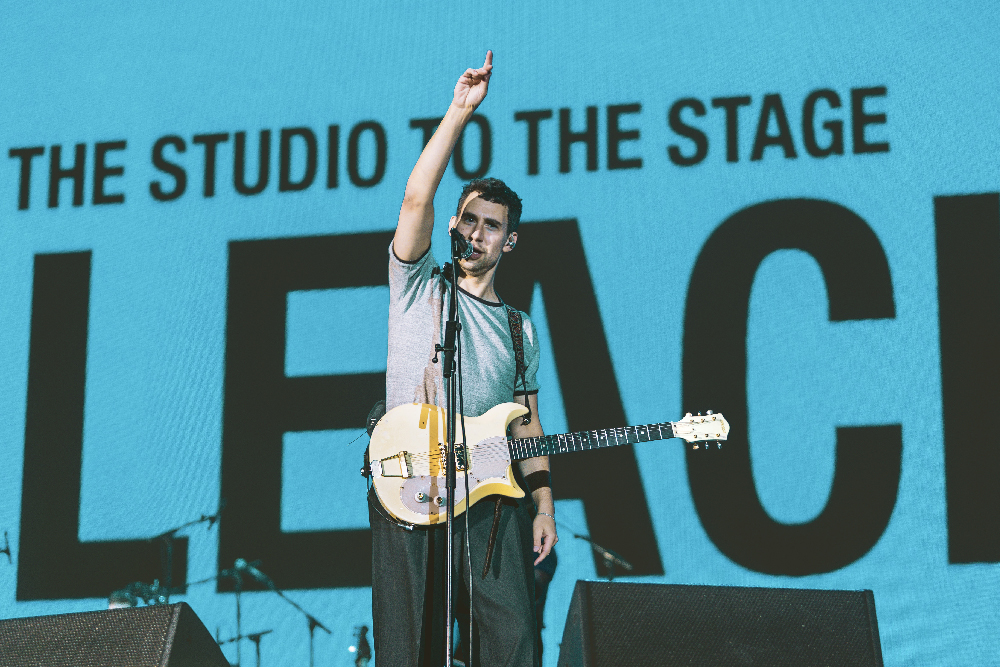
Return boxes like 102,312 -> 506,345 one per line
468,222 -> 486,242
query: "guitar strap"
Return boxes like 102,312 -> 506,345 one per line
483,305 -> 533,577
504,305 -> 532,426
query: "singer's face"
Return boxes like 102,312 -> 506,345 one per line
452,195 -> 513,277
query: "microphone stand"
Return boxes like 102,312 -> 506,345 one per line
0,531 -> 11,564
570,532 -> 633,581
551,518 -> 634,581
218,629 -> 272,667
219,566 -> 245,667
233,560 -> 332,667
149,504 -> 224,600
435,230 -> 466,667
270,589 -> 331,667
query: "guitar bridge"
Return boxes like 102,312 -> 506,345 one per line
435,444 -> 468,472
379,451 -> 414,478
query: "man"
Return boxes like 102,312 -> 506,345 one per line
369,51 -> 557,667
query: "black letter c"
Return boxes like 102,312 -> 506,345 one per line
682,198 -> 900,575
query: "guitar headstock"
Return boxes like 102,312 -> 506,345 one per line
672,411 -> 729,447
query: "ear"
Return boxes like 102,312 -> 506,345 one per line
502,231 -> 518,253
448,216 -> 457,230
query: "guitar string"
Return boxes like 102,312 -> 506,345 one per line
399,422 -> 683,467
402,422 -> 680,459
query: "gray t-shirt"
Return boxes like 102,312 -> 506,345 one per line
386,242 -> 540,417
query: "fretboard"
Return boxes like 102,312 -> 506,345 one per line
508,423 -> 675,460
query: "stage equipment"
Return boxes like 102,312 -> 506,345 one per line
217,628 -> 271,667
150,504 -> 225,602
558,581 -> 884,667
449,227 -> 475,259
0,531 -> 11,564
225,558 -> 331,667
434,227 -> 472,667
556,520 -> 632,580
368,404 -> 727,525
0,602 -> 228,667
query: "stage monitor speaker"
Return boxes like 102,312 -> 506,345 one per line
0,602 -> 229,667
558,581 -> 883,667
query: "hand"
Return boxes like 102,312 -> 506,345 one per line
453,50 -> 493,110
532,512 -> 558,566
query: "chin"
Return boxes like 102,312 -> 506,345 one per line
460,257 -> 495,277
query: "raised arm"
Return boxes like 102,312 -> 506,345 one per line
394,51 -> 493,261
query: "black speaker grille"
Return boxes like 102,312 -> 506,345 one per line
559,582 -> 883,667
0,603 -> 228,667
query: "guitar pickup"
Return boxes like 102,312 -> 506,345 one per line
379,451 -> 414,478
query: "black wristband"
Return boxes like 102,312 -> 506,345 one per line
525,470 -> 551,493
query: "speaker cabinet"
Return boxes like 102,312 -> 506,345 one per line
0,602 -> 229,667
558,581 -> 883,667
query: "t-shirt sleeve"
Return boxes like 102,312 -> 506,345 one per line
388,240 -> 438,310
516,312 -> 541,395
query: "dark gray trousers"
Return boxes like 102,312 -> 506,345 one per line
369,489 -> 538,667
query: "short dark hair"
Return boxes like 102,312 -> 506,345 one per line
455,177 -> 523,234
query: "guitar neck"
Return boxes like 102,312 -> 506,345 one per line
508,423 -> 676,460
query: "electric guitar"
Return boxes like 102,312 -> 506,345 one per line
368,402 -> 728,527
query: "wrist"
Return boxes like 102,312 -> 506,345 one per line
448,101 -> 478,118
532,491 -> 555,517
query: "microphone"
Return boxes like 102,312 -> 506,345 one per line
234,558 -> 276,589
450,228 -> 474,260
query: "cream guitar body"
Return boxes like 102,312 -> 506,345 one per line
368,401 -> 729,527
368,402 -> 530,526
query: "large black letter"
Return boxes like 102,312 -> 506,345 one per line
711,96 -> 751,163
936,193 -> 1000,563
48,143 -> 86,208
514,109 -> 553,175
150,135 -> 187,201
279,127 -> 317,192
93,140 -> 127,205
192,133 -> 230,198
683,199 -> 900,575
667,99 -> 708,167
219,232 -> 393,589
347,122 -> 387,188
327,125 -> 339,189
607,103 -> 642,170
9,146 -> 45,210
750,94 -> 797,161
802,89 -> 844,158
496,220 -> 663,576
851,86 -> 890,154
234,130 -> 271,195
454,114 -> 492,180
559,107 -> 599,173
18,252 -> 186,599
